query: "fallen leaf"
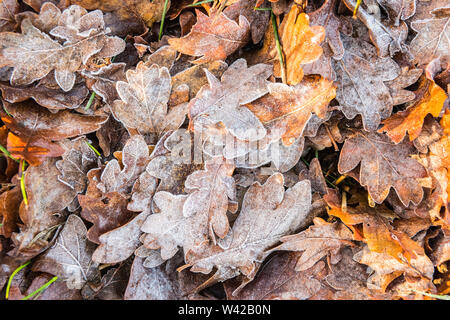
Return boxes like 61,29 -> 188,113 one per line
168,9 -> 250,64
246,76 -> 336,145
272,217 -> 353,271
338,130 -> 427,206
0,4 -> 125,91
189,58 -> 271,142
334,34 -> 400,131
276,5 -> 325,85
33,214 -> 99,289
0,100 -> 107,166
185,174 -> 312,295
111,62 -> 186,136
379,78 -> 447,143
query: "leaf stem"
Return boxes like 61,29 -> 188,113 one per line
271,11 -> 286,84
22,276 -> 58,300
5,261 -> 31,299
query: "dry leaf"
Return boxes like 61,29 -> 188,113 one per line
0,4 -> 125,91
276,6 -> 325,85
338,130 -> 427,206
189,58 -> 272,142
33,214 -> 99,289
168,9 -> 250,64
0,100 -> 107,166
272,217 -> 353,271
185,174 -> 312,295
246,76 -> 336,145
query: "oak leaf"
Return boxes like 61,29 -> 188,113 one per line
0,4 -> 125,91
246,76 -> 336,145
379,78 -> 447,143
189,58 -> 272,142
71,0 -> 168,27
410,5 -> 450,65
275,6 -> 325,85
110,62 -> 186,136
183,156 -> 235,240
0,100 -> 107,166
33,214 -> 99,290
11,159 -> 80,257
0,0 -> 19,32
272,217 -> 354,271
185,174 -> 312,294
333,35 -> 400,131
168,9 -> 250,64
338,130 -> 427,206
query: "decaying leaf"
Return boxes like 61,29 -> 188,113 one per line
380,78 -> 448,143
334,35 -> 400,131
246,76 -> 336,145
168,9 -> 250,64
183,156 -> 235,240
338,130 -> 427,206
185,174 -> 312,295
111,62 -> 186,136
0,100 -> 107,166
189,58 -> 272,142
275,5 -> 325,85
272,217 -> 354,271
33,214 -> 99,289
0,4 -> 125,91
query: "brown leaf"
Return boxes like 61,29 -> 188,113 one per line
338,130 -> 427,206
334,35 -> 400,131
272,217 -> 354,271
71,0 -> 167,27
225,252 -> 328,300
0,178 -> 21,238
56,137 -> 98,196
343,0 -> 409,57
33,214 -> 99,289
0,0 -> 19,32
189,58 -> 272,142
11,158 -> 80,257
0,100 -> 107,166
92,210 -> 149,264
246,76 -> 335,145
410,5 -> 449,65
96,134 -> 150,194
81,63 -> 126,105
0,81 -> 89,110
0,4 -> 125,91
79,189 -> 133,244
183,156 -> 235,240
124,256 -> 181,300
224,0 -> 270,44
168,9 -> 250,64
354,245 -> 434,292
185,174 -> 312,294
303,0 -> 345,80
110,62 -> 186,136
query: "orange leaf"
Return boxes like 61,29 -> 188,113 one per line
276,7 -> 325,85
379,79 -> 447,143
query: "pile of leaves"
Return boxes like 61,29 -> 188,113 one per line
0,0 -> 449,300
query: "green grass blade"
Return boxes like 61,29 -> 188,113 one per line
6,261 -> 31,299
22,276 -> 58,300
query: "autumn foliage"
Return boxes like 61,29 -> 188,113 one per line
0,0 -> 448,301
